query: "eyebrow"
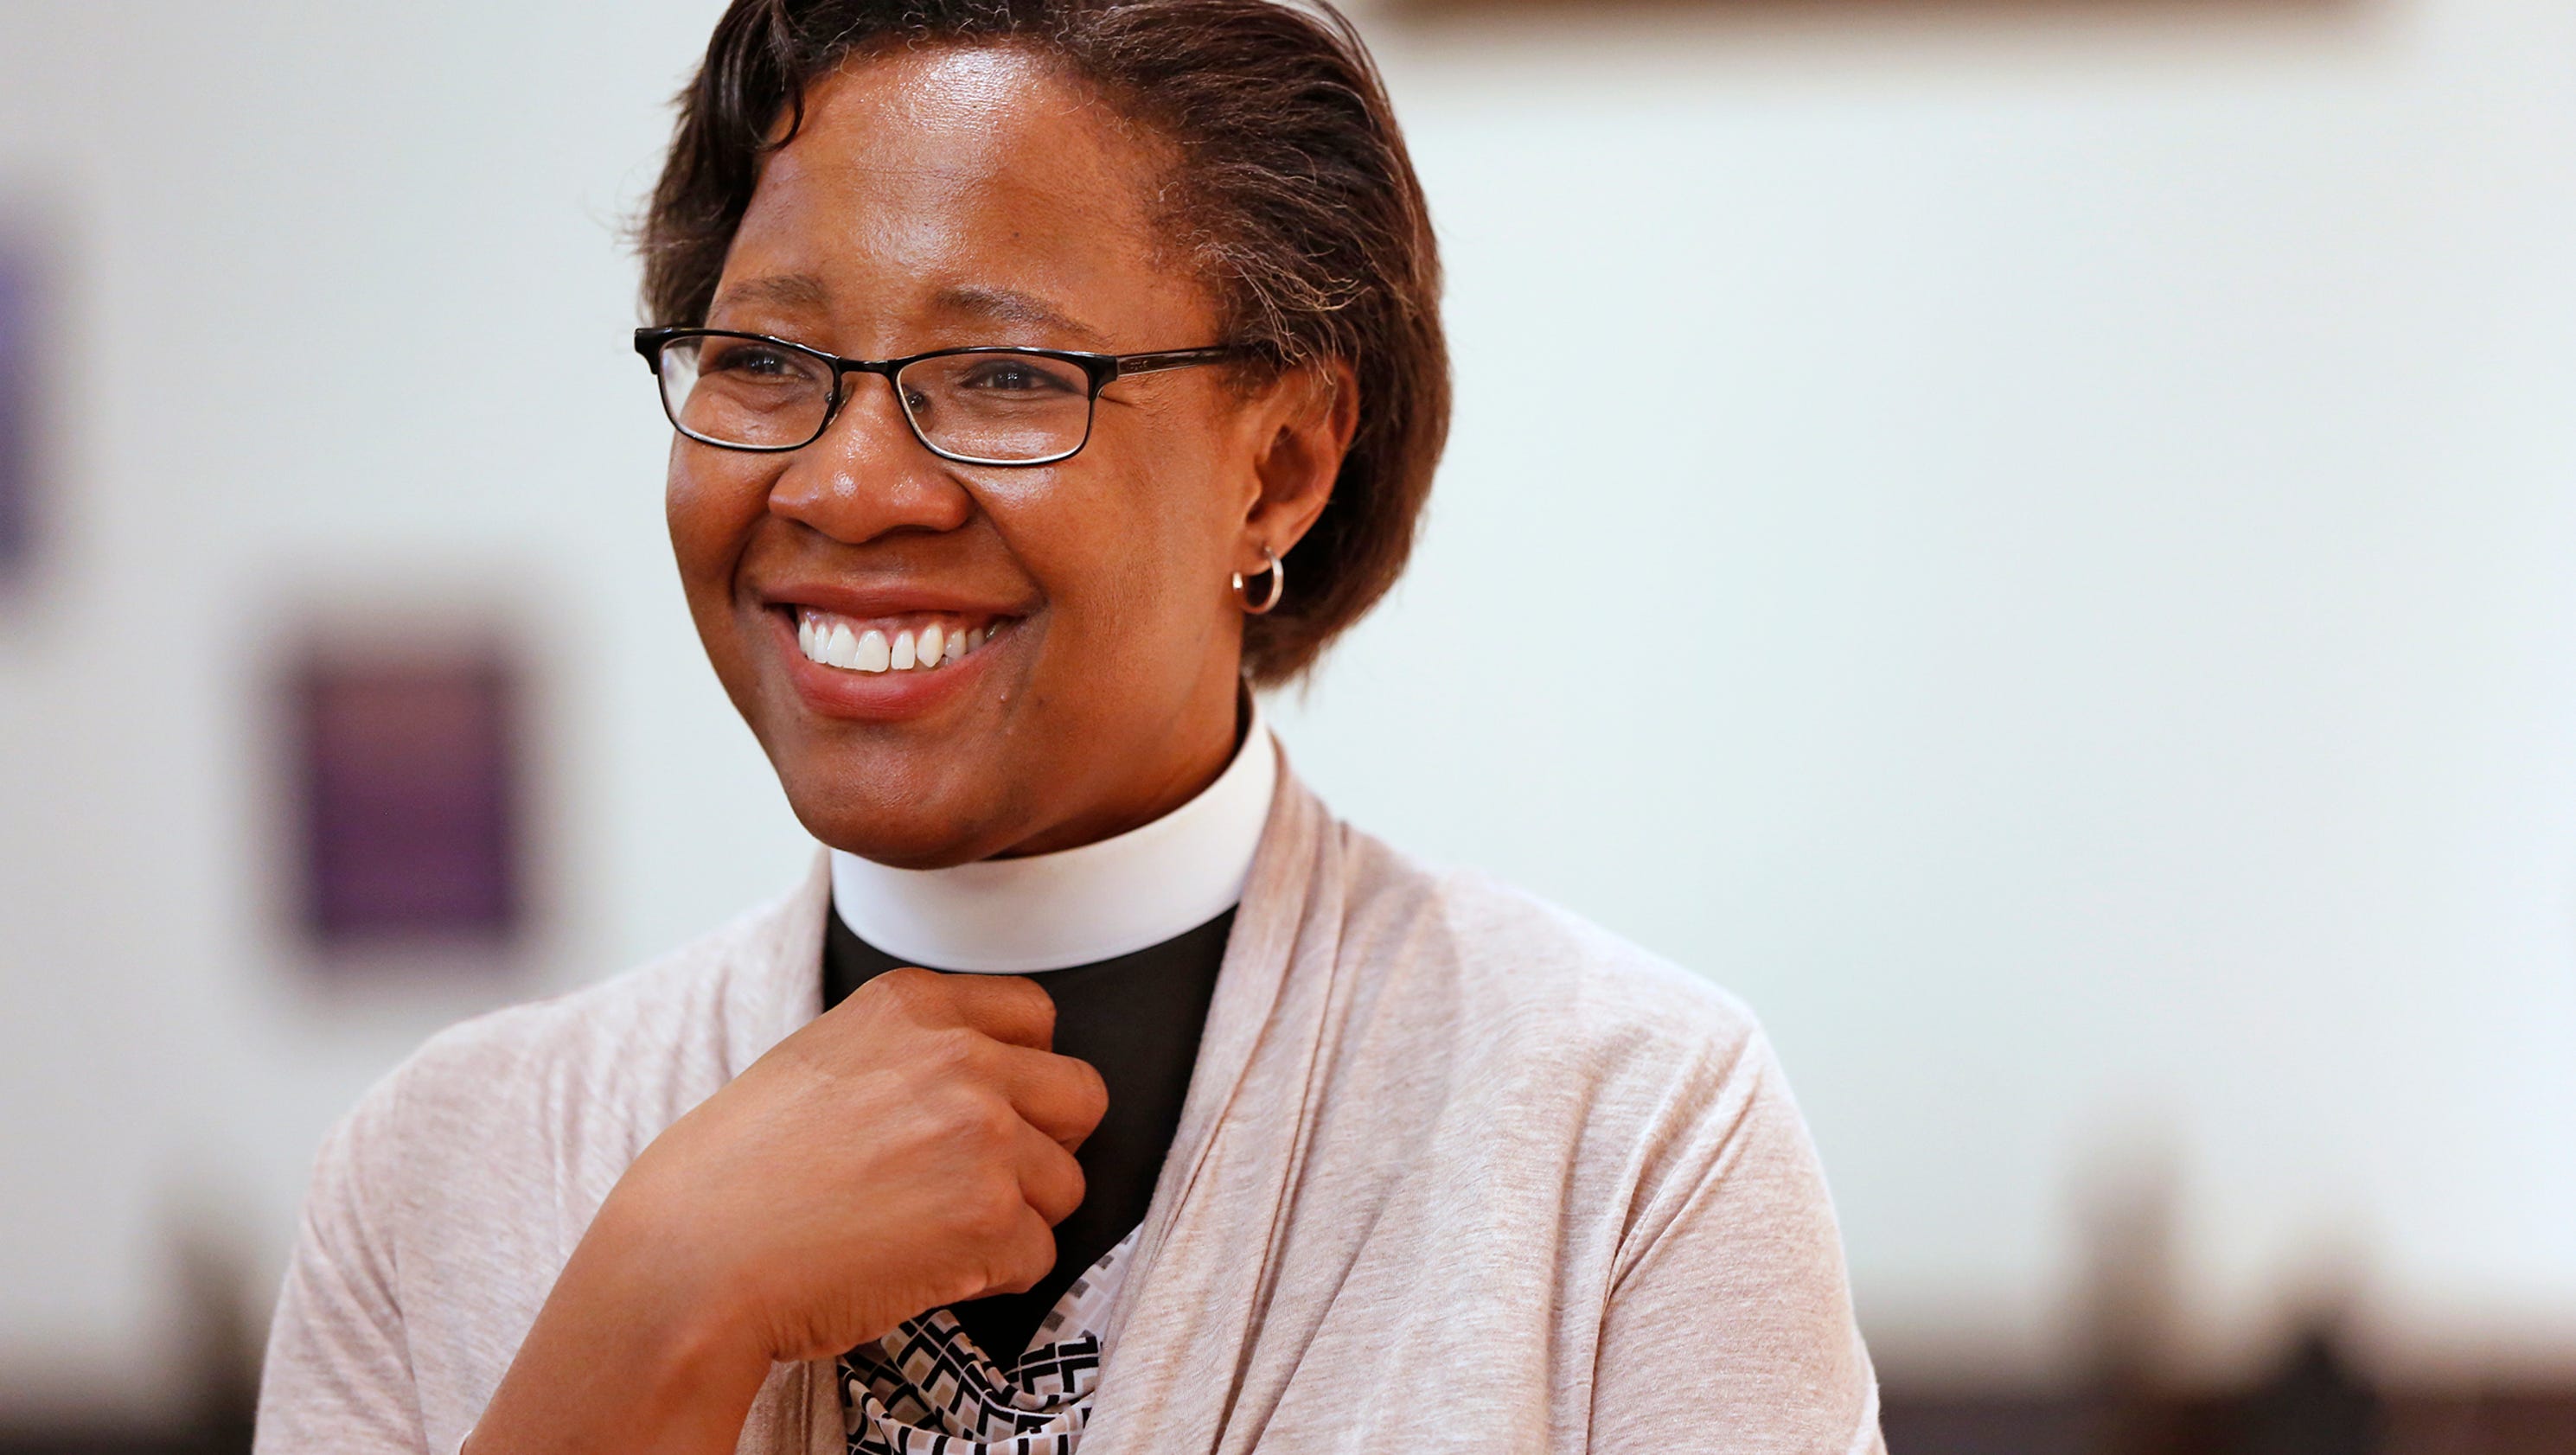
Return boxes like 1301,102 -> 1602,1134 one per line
708,272 -> 833,316
704,276 -> 1109,349
928,284 -> 1107,347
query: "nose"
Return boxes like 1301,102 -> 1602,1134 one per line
767,368 -> 974,545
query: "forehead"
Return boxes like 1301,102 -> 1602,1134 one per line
717,45 -> 1196,345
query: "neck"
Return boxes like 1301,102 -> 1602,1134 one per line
828,694 -> 1277,973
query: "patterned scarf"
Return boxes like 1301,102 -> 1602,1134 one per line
841,1228 -> 1138,1455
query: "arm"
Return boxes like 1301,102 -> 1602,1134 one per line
254,1078 -> 430,1455
459,1199 -> 776,1455
1588,1036 -> 1884,1455
265,970 -> 1105,1455
254,1063 -> 797,1455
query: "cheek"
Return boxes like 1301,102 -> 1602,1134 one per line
1124,410 -> 1257,619
1011,419 -> 1236,646
665,447 -> 771,603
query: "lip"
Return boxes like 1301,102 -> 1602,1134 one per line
755,583 -> 1027,724
760,580 -> 1026,622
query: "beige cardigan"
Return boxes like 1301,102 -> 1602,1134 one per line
256,760 -> 1884,1454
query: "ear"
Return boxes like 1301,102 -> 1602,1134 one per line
1237,357 -> 1359,577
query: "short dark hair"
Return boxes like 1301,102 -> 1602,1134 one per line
640,0 -> 1449,685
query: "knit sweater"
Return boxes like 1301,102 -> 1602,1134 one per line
254,755 -> 1884,1454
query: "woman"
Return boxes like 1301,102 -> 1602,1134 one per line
256,2 -> 1883,1452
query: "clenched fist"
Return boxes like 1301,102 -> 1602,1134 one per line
468,969 -> 1107,1455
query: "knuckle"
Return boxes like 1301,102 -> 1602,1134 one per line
939,1268 -> 992,1309
875,967 -> 946,1015
957,1175 -> 1025,1241
990,1221 -> 1055,1295
1016,1218 -> 1058,1277
939,1089 -> 1015,1149
1015,980 -> 1058,1042
1070,1060 -> 1109,1125
975,1090 -> 1020,1139
1041,1158 -> 1086,1225
920,1026 -> 981,1076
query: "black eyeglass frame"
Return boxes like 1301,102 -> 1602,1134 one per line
633,326 -> 1251,466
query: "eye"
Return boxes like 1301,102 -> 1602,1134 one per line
955,357 -> 1082,395
702,341 -> 802,378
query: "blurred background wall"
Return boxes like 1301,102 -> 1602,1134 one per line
1,0 -> 2571,1445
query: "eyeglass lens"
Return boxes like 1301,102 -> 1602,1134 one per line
657,336 -> 1095,462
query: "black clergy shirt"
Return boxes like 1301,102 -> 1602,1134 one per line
823,902 -> 1232,1361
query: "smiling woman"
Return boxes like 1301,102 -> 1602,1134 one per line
252,4 -> 1883,1454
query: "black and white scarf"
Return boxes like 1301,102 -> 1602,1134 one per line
841,1228 -> 1137,1455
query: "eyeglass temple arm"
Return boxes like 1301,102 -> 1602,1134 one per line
1108,346 -> 1245,380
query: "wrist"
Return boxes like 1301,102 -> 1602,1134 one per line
582,1183 -> 776,1377
617,1292 -> 777,1446
473,1189 -> 774,1455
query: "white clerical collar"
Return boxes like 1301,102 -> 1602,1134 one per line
829,696 -> 1277,973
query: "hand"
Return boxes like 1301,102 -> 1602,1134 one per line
624,967 -> 1107,1357
469,969 -> 1107,1455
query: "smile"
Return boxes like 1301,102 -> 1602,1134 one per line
794,608 -> 1007,674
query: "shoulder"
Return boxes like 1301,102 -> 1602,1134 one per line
407,890 -> 789,1119
329,873 -> 821,1235
1319,821 -> 1840,1269
1329,823 -> 1773,1095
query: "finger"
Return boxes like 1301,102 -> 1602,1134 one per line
980,1204 -> 1062,1298
988,1043 -> 1109,1149
1014,1123 -> 1088,1228
928,973 -> 1058,1050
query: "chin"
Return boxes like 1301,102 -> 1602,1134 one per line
777,762 -> 1013,871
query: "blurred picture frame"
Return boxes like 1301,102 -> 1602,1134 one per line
289,641 -> 528,954
0,223 -> 38,584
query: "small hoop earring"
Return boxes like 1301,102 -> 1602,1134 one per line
1231,546 -> 1285,616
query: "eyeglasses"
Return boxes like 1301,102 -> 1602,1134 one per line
633,327 -> 1249,467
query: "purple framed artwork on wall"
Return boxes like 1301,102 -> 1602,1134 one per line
292,648 -> 526,948
0,232 -> 34,580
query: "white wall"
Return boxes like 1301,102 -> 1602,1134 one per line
2,0 -> 2571,1421
1319,0 -> 2576,1385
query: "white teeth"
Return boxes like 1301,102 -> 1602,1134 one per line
797,611 -> 1002,673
